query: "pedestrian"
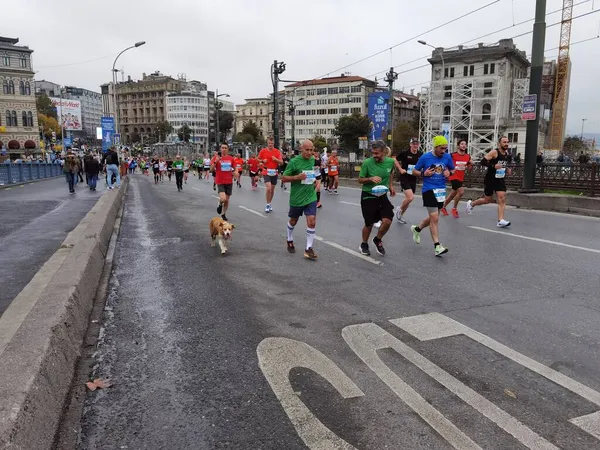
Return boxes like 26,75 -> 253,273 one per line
84,154 -> 101,191
103,147 -> 121,190
63,152 -> 79,194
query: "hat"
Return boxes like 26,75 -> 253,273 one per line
410,137 -> 420,144
432,135 -> 448,147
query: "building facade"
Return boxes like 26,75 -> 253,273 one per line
62,86 -> 102,140
235,97 -> 271,138
166,81 -> 209,148
391,89 -> 420,128
0,36 -> 38,152
35,80 -> 61,97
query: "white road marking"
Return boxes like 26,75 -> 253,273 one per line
239,205 -> 265,218
342,324 -> 482,450
257,337 -> 363,450
211,195 -> 219,200
468,226 -> 600,254
314,235 -> 382,266
392,313 -> 600,442
340,201 -> 360,207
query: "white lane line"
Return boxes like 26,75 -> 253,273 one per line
314,236 -> 382,266
468,226 -> 600,254
340,201 -> 360,207
212,195 -> 219,200
239,205 -> 266,218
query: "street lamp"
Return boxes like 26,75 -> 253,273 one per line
112,41 -> 146,147
418,40 -> 445,81
581,118 -> 587,140
215,89 -> 230,149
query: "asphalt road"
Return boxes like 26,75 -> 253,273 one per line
79,171 -> 600,449
0,177 -> 105,315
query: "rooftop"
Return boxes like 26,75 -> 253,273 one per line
427,39 -> 530,68
286,75 -> 377,88
0,36 -> 33,53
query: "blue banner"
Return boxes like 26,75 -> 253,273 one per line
101,116 -> 115,153
368,92 -> 390,141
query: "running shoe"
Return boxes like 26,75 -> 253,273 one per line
451,208 -> 459,218
359,242 -> 371,256
317,202 -> 322,209
441,207 -> 449,216
497,219 -> 511,228
304,247 -> 317,260
465,200 -> 473,215
217,202 -> 223,215
373,221 -> 381,228
435,244 -> 449,256
373,237 -> 385,256
333,190 -> 338,195
221,214 -> 228,221
287,240 -> 296,254
411,225 -> 421,244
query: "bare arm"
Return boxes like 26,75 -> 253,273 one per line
358,176 -> 381,185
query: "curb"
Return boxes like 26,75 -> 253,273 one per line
0,178 -> 129,450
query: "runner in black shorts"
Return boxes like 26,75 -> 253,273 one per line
395,137 -> 422,224
313,149 -> 323,208
151,157 -> 160,184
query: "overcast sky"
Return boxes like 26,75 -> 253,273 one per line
7,0 -> 600,134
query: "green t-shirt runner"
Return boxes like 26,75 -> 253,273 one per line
359,156 -> 396,199
283,155 -> 318,207
173,159 -> 184,171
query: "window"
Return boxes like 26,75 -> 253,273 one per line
260,120 -> 263,127
463,66 -> 468,77
2,80 -> 7,94
296,90 -> 305,96
317,109 -> 327,115
2,55 -> 9,66
328,87 -> 338,95
339,86 -> 350,94
307,89 -> 316,96
297,110 -> 306,116
351,96 -> 361,103
11,110 -> 17,126
22,111 -> 27,126
340,108 -> 349,114
483,64 -> 489,75
444,85 -> 452,99
316,88 -> 327,95
317,99 -> 327,105
259,109 -> 263,115
444,67 -> 448,78
351,107 -> 361,113
470,65 -> 474,76
508,132 -> 518,143
490,63 -> 495,74
8,80 -> 14,94
328,108 -> 338,114
350,86 -> 362,93
339,97 -> 350,104
483,81 -> 493,96
305,100 -> 312,106
20,57 -> 27,68
450,67 -> 455,78
443,105 -> 451,121
5,111 -> 10,126
19,81 -> 25,95
328,98 -> 337,104
482,103 -> 491,120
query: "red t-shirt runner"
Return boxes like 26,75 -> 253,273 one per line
248,158 -> 259,173
258,148 -> 282,177
214,155 -> 235,185
449,152 -> 472,182
233,157 -> 244,172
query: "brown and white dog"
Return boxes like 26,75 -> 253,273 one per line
209,216 -> 236,255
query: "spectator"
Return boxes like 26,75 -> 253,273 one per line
102,147 -> 120,190
84,155 -> 101,191
63,152 -> 79,194
578,151 -> 589,164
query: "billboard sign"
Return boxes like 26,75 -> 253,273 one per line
114,133 -> 121,145
522,94 -> 537,121
63,137 -> 72,147
368,92 -> 390,141
50,98 -> 82,131
101,116 -> 115,152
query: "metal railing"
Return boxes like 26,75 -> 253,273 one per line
0,162 -> 63,186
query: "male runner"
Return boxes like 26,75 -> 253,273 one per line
166,157 -> 173,182
465,136 -> 512,227
327,149 -> 340,194
281,140 -> 318,260
258,136 -> 283,213
410,135 -> 455,256
234,152 -> 244,188
203,154 -> 211,181
313,149 -> 323,208
210,151 -> 219,190
320,149 -> 329,191
395,137 -> 423,224
211,143 -> 238,221
247,153 -> 260,190
151,156 -> 160,184
279,153 -> 289,190
172,154 -> 185,191
441,139 -> 472,218
358,140 -> 396,256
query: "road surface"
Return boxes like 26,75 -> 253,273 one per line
0,177 -> 104,315
79,172 -> 600,449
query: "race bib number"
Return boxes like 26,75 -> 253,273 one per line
433,188 -> 446,203
153,164 -> 159,169
330,165 -> 337,172
324,168 -> 329,174
495,168 -> 506,178
456,161 -> 467,171
236,165 -> 242,169
221,161 -> 232,172
175,164 -> 183,170
407,164 -> 415,175
301,170 -> 316,185
267,168 -> 277,176
314,168 -> 321,175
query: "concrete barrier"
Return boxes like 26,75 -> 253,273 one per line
0,178 -> 128,450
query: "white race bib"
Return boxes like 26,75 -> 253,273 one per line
456,161 -> 467,171
301,170 -> 316,185
433,188 -> 446,203
324,168 -> 329,174
495,168 -> 506,178
221,161 -> 232,172
267,168 -> 277,176
407,164 -> 415,175
330,165 -> 337,172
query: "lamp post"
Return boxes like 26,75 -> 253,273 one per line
111,41 -> 145,146
215,89 -> 230,149
580,118 -> 587,141
418,40 -> 445,80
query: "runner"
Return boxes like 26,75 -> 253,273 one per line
410,135 -> 455,256
320,149 -> 329,191
313,149 -> 323,208
395,137 -> 423,224
203,154 -> 211,182
327,149 -> 340,194
258,136 -> 283,213
465,136 -> 512,227
158,158 -> 167,182
247,153 -> 260,190
234,152 -> 244,188
281,139 -> 318,260
358,140 -> 396,256
441,139 -> 472,217
210,151 -> 219,190
151,157 -> 160,184
279,152 -> 289,190
166,157 -> 173,182
211,143 -> 238,221
172,154 -> 185,192
183,157 -> 190,184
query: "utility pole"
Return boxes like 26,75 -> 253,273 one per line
215,89 -> 220,148
385,67 -> 398,147
288,101 -> 296,153
522,0 -> 546,192
580,118 -> 587,140
271,60 -> 286,148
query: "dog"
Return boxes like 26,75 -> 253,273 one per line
209,216 -> 236,255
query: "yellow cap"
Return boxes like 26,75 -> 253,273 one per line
433,135 -> 448,147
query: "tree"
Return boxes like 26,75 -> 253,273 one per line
562,136 -> 588,159
311,135 -> 327,151
218,111 -> 234,136
241,121 -> 262,142
333,112 -> 371,150
178,124 -> 192,143
155,120 -> 173,143
392,121 -> 418,154
234,132 -> 254,144
38,114 -> 61,140
36,94 -> 57,119
130,131 -> 141,143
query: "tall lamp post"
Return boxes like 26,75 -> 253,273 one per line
418,40 -> 445,80
112,41 -> 146,146
215,89 -> 230,149
580,118 -> 587,140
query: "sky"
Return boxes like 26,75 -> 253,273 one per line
6,0 -> 600,135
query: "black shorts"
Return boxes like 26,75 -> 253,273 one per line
422,189 -> 444,210
153,168 -> 159,174
264,175 -> 278,184
204,167 -> 210,172
360,192 -> 394,227
217,184 -> 233,196
249,171 -> 258,178
289,201 -> 317,219
184,169 -> 189,173
211,171 -> 216,177
400,175 -> 417,192
484,178 -> 506,197
451,179 -> 463,190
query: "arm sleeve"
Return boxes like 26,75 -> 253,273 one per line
413,154 -> 426,171
358,161 -> 368,178
446,154 -> 455,171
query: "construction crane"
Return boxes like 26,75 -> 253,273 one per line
547,0 -> 573,150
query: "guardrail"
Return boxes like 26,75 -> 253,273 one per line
0,163 -> 63,186
337,162 -> 600,197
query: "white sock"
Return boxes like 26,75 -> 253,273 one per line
286,221 -> 294,241
306,227 -> 315,250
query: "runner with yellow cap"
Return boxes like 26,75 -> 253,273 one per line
410,135 -> 456,256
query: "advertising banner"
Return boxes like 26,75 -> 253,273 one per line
50,98 -> 82,131
367,92 -> 390,141
101,116 -> 115,153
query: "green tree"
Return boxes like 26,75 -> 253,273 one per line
38,114 -> 61,139
178,124 -> 192,143
234,132 -> 254,144
155,120 -> 173,142
130,131 -> 141,143
218,111 -> 234,136
392,121 -> 418,154
311,135 -> 327,151
333,112 -> 371,150
241,121 -> 262,142
562,136 -> 588,159
36,94 -> 57,119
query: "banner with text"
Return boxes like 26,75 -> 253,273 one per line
101,116 -> 115,152
51,98 -> 82,131
367,92 -> 390,141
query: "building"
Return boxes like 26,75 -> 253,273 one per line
113,71 -> 182,144
35,80 -> 61,97
284,75 -> 378,145
100,82 -> 114,117
391,89 -> 420,127
419,39 -> 548,158
166,81 -> 209,148
235,97 -> 271,139
62,86 -> 102,140
208,92 -> 234,147
0,36 -> 38,152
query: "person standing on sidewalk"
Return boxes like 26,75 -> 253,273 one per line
103,147 -> 120,190
84,154 -> 101,191
63,152 -> 79,194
